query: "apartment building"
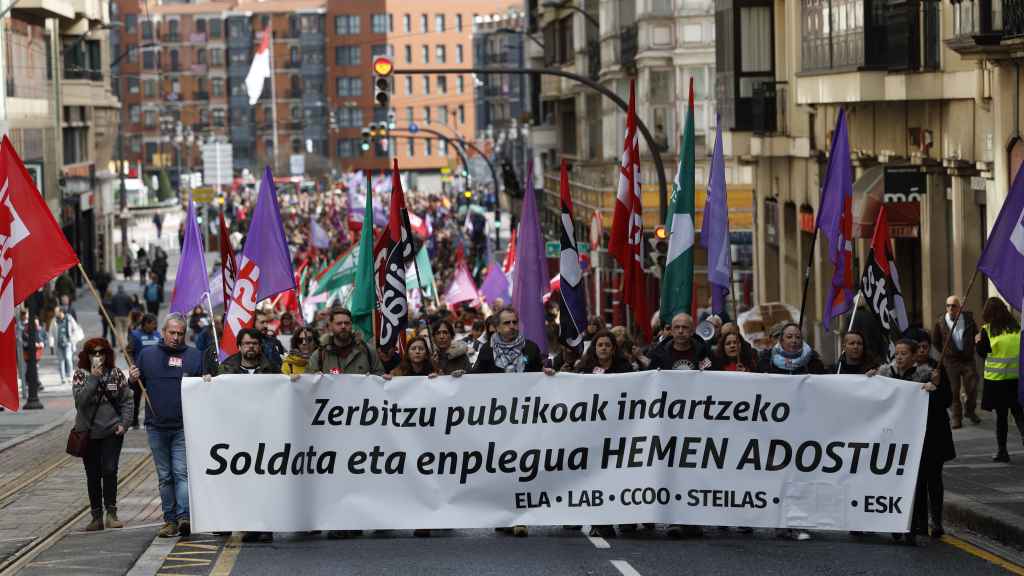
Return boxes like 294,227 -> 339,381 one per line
529,0 -> 754,319
716,0 -> 1014,359
2,0 -> 119,278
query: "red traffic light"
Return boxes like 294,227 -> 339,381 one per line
373,57 -> 394,77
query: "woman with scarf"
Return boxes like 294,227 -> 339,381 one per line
875,339 -> 953,544
72,338 -> 134,531
836,331 -> 880,375
431,320 -> 470,375
281,327 -> 318,375
756,323 -> 826,376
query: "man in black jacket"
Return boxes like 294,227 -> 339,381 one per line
647,313 -> 710,371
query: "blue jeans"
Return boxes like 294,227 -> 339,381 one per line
147,428 -> 189,523
58,344 -> 74,381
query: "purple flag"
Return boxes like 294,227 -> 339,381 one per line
512,160 -> 549,356
701,116 -> 730,315
169,196 -> 210,314
817,108 -> 855,328
221,167 -> 296,357
977,160 -> 1024,395
480,261 -> 511,305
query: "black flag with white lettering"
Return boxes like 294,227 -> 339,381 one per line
858,205 -> 909,357
378,159 -> 414,353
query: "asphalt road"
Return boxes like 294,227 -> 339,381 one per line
213,526 -> 1017,576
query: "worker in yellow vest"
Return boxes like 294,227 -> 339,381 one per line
976,297 -> 1023,463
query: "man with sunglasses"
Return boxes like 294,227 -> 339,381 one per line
932,296 -> 980,428
128,313 -> 203,539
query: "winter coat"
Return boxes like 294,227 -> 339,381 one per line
218,353 -> 280,375
435,340 -> 471,374
756,348 -> 826,375
281,353 -> 311,375
932,311 -> 978,364
308,333 -> 385,375
877,362 -> 955,464
73,368 -> 133,439
471,339 -> 544,374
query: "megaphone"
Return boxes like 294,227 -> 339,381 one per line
696,321 -> 716,342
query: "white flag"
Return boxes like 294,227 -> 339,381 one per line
245,32 -> 271,106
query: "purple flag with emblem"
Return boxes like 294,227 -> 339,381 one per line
221,167 -> 296,358
512,160 -> 549,356
701,116 -> 730,316
977,161 -> 1024,398
169,196 -> 210,314
818,108 -> 855,329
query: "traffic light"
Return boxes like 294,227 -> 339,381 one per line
650,225 -> 669,272
387,110 -> 396,131
361,127 -> 371,152
373,57 -> 393,108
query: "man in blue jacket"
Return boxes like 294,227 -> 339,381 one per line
129,313 -> 203,539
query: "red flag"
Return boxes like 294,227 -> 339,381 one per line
608,81 -> 650,341
218,210 -> 238,309
502,228 -> 517,274
0,137 -> 79,411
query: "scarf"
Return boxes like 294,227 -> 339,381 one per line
491,332 -> 527,373
945,314 -> 965,351
771,343 -> 814,372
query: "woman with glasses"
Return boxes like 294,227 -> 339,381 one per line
282,327 -> 319,375
72,338 -> 134,531
431,320 -> 470,375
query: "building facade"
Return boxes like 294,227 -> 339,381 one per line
2,0 -> 119,278
715,0 -> 1017,361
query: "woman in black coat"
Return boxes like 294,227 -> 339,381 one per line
756,323 -> 826,375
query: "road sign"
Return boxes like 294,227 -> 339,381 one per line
409,122 -> 419,134
202,142 -> 233,186
546,241 -> 589,258
290,154 -> 305,176
191,187 -> 215,203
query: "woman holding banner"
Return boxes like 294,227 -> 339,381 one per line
975,297 -> 1023,463
876,339 -> 953,544
711,332 -> 758,372
281,327 -> 319,375
431,320 -> 471,375
836,331 -> 879,375
392,337 -> 436,378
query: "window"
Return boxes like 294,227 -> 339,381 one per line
336,76 -> 363,96
651,69 -> 674,103
389,14 -> 394,32
437,75 -> 447,93
436,45 -> 446,63
456,14 -> 463,31
335,15 -> 360,35
423,106 -> 431,124
336,46 -> 360,65
124,14 -> 137,34
439,105 -> 448,124
209,48 -> 224,66
142,50 -> 155,70
196,48 -> 207,65
403,14 -> 411,32
127,77 -> 140,94
212,78 -> 224,96
290,105 -> 301,121
440,139 -> 448,155
337,108 -> 363,127
405,76 -> 413,95
372,14 -> 388,33
371,44 -> 391,57
404,45 -> 412,63
456,44 -> 464,63
407,139 -> 415,157
456,75 -> 464,93
143,79 -> 156,97
143,110 -> 157,127
422,75 -> 430,94
420,14 -> 428,32
210,19 -> 222,39
435,14 -> 445,32
129,105 -> 140,123
421,45 -> 429,63
336,139 -> 358,158
458,104 -> 464,124
291,46 -> 301,66
405,107 -> 414,122
424,139 -> 432,155
142,20 -> 153,40
292,139 -> 302,154
212,109 -> 225,126
300,14 -> 323,34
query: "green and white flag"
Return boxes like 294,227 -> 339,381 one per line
405,245 -> 437,298
660,79 -> 696,325
311,245 -> 359,297
351,191 -> 377,341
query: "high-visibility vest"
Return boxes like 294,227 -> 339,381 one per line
982,326 -> 1021,381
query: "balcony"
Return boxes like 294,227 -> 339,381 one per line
190,33 -> 207,44
619,24 -> 638,71
191,64 -> 208,75
64,68 -> 103,81
163,33 -> 181,43
946,0 -> 1024,59
751,83 -> 781,134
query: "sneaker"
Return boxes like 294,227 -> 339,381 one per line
177,518 -> 191,537
512,525 -> 528,537
105,509 -> 124,529
589,525 -> 615,538
258,532 -> 274,543
158,522 -> 179,538
85,513 -> 104,532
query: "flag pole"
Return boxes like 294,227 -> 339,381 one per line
268,29 -> 280,173
205,292 -> 220,354
75,262 -> 155,412
797,227 -> 820,332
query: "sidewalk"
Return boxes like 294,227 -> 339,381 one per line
945,411 -> 1024,549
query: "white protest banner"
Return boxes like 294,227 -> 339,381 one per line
182,372 -> 928,533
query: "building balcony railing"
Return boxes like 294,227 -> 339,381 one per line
619,24 -> 638,70
163,33 -> 180,43
64,69 -> 103,81
190,33 -> 207,44
288,88 -> 303,98
751,83 -> 785,135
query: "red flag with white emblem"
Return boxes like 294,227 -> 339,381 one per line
0,136 -> 80,411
